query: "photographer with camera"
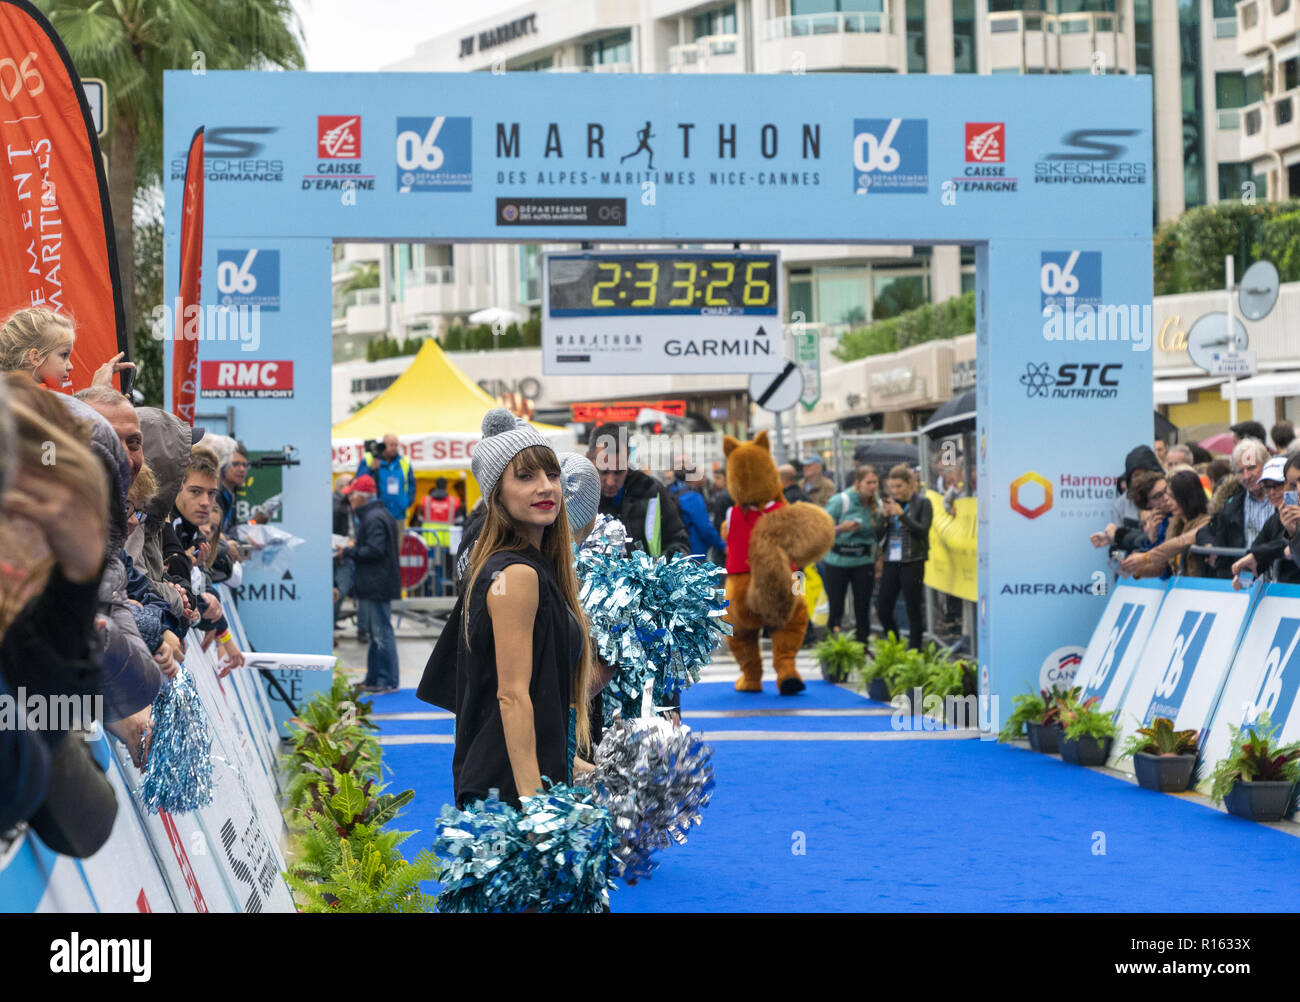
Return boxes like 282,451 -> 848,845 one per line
356,433 -> 416,523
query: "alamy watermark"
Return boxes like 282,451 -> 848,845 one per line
1041,302 -> 1152,352
1,688 -> 103,737
150,301 -> 262,353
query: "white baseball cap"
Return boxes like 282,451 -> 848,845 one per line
1259,456 -> 1288,485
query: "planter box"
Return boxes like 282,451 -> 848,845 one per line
1026,720 -> 1061,754
1059,733 -> 1113,766
866,677 -> 891,702
1223,780 -> 1297,822
1133,752 -> 1196,792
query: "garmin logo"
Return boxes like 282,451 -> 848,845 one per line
664,339 -> 773,358
50,934 -> 151,981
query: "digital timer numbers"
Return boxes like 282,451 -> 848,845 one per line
588,259 -> 774,309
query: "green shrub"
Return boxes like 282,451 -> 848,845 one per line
1210,712 -> 1300,805
815,632 -> 866,683
998,688 -> 1046,743
833,292 -> 974,362
1118,716 -> 1198,760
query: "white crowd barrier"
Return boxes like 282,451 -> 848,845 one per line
1074,575 -> 1300,791
0,590 -> 309,913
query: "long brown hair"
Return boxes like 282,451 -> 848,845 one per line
463,444 -> 594,754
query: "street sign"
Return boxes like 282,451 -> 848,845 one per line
794,329 -> 820,411
82,78 -> 106,137
749,361 -> 803,413
1238,260 -> 1280,321
1209,348 -> 1258,378
399,532 -> 430,590
1186,312 -> 1249,374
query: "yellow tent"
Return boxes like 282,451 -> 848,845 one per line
332,339 -> 574,510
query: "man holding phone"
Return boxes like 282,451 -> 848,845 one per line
1230,454 -> 1300,589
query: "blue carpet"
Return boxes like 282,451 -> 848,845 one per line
375,713 -> 924,735
376,690 -> 1300,911
375,718 -> 456,735
675,680 -> 882,710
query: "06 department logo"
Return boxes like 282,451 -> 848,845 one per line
1040,250 -> 1102,309
852,118 -> 927,194
396,116 -> 472,192
216,249 -> 280,311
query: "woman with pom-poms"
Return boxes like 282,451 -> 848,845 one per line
453,409 -> 595,809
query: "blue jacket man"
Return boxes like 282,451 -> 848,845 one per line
356,434 -> 416,522
668,476 -> 726,557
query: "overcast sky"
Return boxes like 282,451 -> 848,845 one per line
291,0 -> 523,70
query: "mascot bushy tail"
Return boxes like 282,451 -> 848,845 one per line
721,433 -> 834,695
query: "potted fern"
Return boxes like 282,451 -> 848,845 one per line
1119,717 -> 1199,792
1057,694 -> 1117,766
998,688 -> 1046,744
860,632 -> 907,702
1210,712 -> 1300,822
815,632 -> 866,684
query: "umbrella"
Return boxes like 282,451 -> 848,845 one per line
1198,431 -> 1235,456
852,439 -> 919,470
921,391 -> 975,438
1154,411 -> 1179,442
468,306 -> 526,328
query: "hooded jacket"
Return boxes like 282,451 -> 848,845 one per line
53,397 -> 162,721
1201,474 -> 1247,577
125,408 -> 200,622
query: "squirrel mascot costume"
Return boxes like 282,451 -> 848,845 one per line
721,432 -> 835,694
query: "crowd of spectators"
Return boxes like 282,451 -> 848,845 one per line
0,307 -> 249,858
1093,419 -> 1300,589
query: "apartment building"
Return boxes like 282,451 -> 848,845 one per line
333,0 -> 1255,372
1234,0 -> 1300,198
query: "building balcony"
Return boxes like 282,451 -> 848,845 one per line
1273,87 -> 1300,151
760,9 -> 901,73
542,62 -> 635,73
340,287 -> 384,335
986,11 -> 1128,74
1240,99 -> 1271,161
339,242 -> 382,266
1267,0 -> 1300,45
669,34 -> 743,73
1238,0 -> 1268,54
403,266 -> 459,316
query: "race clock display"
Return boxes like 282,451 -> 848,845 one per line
542,250 -> 784,377
547,252 -> 779,317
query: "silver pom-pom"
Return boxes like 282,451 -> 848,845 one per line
481,407 -> 522,437
583,716 -> 715,883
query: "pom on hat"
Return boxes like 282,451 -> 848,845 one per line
482,407 -> 522,438
559,452 -> 601,535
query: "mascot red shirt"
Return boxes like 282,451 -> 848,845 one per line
720,434 -> 834,695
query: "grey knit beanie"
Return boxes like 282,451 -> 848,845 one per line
471,407 -> 553,501
559,452 -> 601,533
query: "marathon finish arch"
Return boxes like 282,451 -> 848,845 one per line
162,72 -> 1153,730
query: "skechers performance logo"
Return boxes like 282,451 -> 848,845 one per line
1035,129 -> 1146,185
50,934 -> 151,982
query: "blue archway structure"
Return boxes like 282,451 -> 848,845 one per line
163,71 -> 1153,728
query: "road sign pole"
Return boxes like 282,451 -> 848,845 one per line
1227,255 -> 1238,426
774,409 -> 786,466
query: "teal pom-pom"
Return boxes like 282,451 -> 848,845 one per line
139,667 -> 213,814
574,546 -> 731,722
433,782 -> 617,913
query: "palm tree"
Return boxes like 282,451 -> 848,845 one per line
37,0 -> 304,354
